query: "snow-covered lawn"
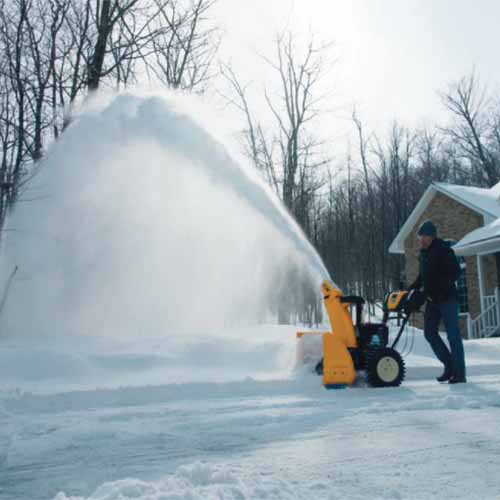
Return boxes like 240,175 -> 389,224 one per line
1,326 -> 500,500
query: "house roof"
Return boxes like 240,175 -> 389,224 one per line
453,181 -> 500,256
389,182 -> 500,254
453,218 -> 500,256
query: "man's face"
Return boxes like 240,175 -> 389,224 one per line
418,235 -> 434,250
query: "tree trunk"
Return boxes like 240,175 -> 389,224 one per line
88,0 -> 112,91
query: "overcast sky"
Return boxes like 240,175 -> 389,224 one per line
210,0 -> 500,161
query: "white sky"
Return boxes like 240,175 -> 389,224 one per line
210,0 -> 500,161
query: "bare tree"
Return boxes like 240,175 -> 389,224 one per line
440,71 -> 499,187
25,0 -> 70,159
0,76 -> 16,225
86,0 -> 142,91
353,111 -> 377,298
0,0 -> 29,193
0,0 -> 221,229
149,0 -> 220,92
222,31 -> 333,229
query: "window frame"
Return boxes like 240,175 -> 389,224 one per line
446,239 -> 469,314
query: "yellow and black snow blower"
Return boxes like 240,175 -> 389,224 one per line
297,281 -> 425,389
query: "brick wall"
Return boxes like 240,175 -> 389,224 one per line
403,191 -> 488,336
483,254 -> 498,295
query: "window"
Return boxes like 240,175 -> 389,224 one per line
456,257 -> 469,314
446,240 -> 469,314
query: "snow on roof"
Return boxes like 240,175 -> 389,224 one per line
389,182 -> 500,254
492,180 -> 500,202
454,217 -> 500,256
435,182 -> 500,219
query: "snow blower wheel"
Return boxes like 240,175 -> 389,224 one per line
366,347 -> 405,388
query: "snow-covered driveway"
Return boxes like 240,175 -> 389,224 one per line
1,327 -> 500,500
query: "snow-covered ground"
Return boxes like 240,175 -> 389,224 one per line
1,325 -> 500,500
2,90 -> 497,500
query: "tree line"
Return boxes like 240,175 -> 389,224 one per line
315,72 -> 500,301
223,35 -> 500,306
1,2 -> 500,319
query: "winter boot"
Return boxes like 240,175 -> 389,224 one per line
436,366 -> 453,383
448,376 -> 467,384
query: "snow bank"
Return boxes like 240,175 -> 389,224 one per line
53,462 -> 305,500
0,90 -> 328,340
0,325 -> 298,392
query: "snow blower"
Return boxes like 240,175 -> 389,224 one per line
296,281 -> 425,388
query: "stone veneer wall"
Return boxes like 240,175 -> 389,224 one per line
483,254 -> 498,295
403,191 -> 491,337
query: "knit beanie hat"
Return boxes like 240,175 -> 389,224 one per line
417,220 -> 437,237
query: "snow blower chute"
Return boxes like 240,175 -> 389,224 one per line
297,281 -> 425,388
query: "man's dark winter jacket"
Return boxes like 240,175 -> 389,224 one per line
410,238 -> 462,303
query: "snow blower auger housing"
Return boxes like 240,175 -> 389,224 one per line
296,281 -> 425,389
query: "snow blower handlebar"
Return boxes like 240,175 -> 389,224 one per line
383,289 -> 426,349
383,289 -> 426,318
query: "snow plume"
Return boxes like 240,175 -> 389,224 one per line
0,91 -> 329,338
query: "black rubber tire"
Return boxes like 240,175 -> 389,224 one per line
365,347 -> 405,388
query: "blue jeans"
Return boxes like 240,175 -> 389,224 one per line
424,301 -> 466,379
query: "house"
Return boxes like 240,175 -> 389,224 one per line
389,182 -> 500,339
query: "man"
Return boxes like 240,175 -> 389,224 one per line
410,220 -> 467,384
